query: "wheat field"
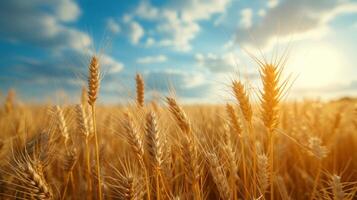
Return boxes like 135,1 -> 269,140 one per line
0,55 -> 356,200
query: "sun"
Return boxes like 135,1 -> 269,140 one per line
287,43 -> 346,88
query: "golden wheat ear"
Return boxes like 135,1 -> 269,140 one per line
206,152 -> 232,200
231,81 -> 253,124
122,112 -> 144,160
226,103 -> 242,137
166,97 -> 191,134
87,56 -> 100,106
145,111 -> 163,169
4,137 -> 54,199
105,157 -> 144,200
136,73 -> 145,108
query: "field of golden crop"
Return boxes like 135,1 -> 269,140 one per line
0,56 -> 356,200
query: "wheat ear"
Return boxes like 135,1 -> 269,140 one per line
166,97 -> 201,199
231,80 -> 258,196
207,153 -> 232,200
226,103 -> 248,195
61,148 -> 78,200
8,152 -> 54,199
81,85 -> 88,107
53,106 -> 69,147
75,104 -> 92,197
332,175 -> 344,200
232,81 -> 252,124
226,103 -> 242,137
222,124 -> 239,199
257,154 -> 269,196
136,73 -> 145,108
122,112 -> 151,200
145,111 -> 163,199
107,161 -> 143,200
166,97 -> 191,134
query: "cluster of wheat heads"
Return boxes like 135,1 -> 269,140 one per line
0,55 -> 356,200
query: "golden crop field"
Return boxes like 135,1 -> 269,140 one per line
0,54 -> 356,200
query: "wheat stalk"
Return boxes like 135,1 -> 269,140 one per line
231,79 -> 257,196
222,124 -> 239,199
166,96 -> 202,199
259,62 -> 288,199
226,103 -> 249,196
332,175 -> 344,200
207,153 -> 232,200
145,111 -> 164,199
75,104 -> 93,197
61,147 -> 78,200
87,55 -> 102,200
122,112 -> 151,200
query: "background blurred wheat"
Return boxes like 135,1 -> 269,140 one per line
0,55 -> 356,200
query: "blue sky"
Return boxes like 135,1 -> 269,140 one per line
0,0 -> 357,103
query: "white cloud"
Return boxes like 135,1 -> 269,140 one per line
128,20 -> 144,44
240,8 -> 253,29
54,0 -> 81,22
267,0 -> 279,8
120,14 -> 145,45
156,10 -> 200,51
125,0 -> 231,51
145,37 -> 155,46
195,53 -> 237,73
235,0 -> 357,49
135,1 -> 159,20
180,0 -> 231,22
137,55 -> 167,64
101,54 -> 124,73
106,18 -> 121,34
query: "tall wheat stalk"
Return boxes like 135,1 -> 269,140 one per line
226,102 -> 247,197
145,111 -> 163,200
61,147 -> 78,200
75,104 -> 92,199
259,63 -> 288,200
231,80 -> 256,197
166,97 -> 202,200
122,112 -> 151,200
87,55 -> 102,200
